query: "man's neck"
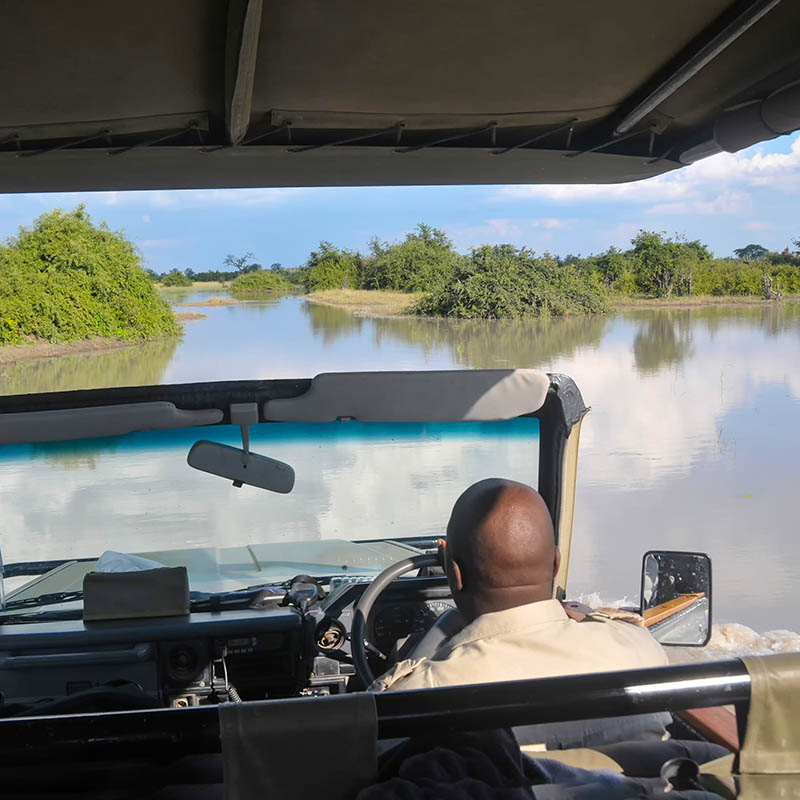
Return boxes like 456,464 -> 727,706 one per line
465,584 -> 553,622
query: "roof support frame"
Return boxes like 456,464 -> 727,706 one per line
615,0 -> 785,134
225,0 -> 263,145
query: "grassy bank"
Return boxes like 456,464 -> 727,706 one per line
175,296 -> 244,307
0,337 -> 151,366
174,311 -> 207,321
158,281 -> 228,290
615,294 -> 800,309
306,289 -> 421,316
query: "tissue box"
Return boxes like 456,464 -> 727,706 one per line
83,566 -> 190,621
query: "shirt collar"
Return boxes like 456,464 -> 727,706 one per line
438,599 -> 569,655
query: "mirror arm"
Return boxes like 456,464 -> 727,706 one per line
229,403 -> 259,487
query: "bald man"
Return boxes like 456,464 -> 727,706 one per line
373,478 -> 667,692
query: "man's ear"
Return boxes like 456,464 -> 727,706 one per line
448,557 -> 464,594
553,546 -> 561,578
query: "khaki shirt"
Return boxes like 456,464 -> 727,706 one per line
373,598 -> 668,692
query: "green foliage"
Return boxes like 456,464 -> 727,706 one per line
303,242 -> 361,292
361,224 -> 459,292
415,245 -> 609,319
0,206 -> 179,345
224,251 -> 260,274
734,244 -> 768,261
631,231 -> 711,298
229,269 -> 292,295
270,265 -> 307,285
596,246 -> 629,290
161,268 -> 192,287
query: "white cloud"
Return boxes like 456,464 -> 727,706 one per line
448,216 -> 571,249
28,187 -> 316,211
745,220 -> 770,230
142,214 -> 151,223
648,202 -> 690,215
694,190 -> 753,216
495,133 -> 800,209
119,188 -> 315,210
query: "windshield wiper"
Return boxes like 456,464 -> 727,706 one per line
3,590 -> 84,612
0,585 -> 291,622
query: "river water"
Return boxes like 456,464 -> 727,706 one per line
1,291 -> 798,639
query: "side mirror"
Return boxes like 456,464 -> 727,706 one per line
640,550 -> 712,647
187,441 -> 295,493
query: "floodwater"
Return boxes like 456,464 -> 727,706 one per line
1,291 -> 799,635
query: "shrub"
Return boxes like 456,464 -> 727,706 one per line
0,207 -> 180,345
415,246 -> 609,319
229,269 -> 292,295
303,242 -> 361,292
161,269 -> 192,287
361,224 -> 459,292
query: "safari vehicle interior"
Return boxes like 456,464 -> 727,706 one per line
1,1 -> 800,798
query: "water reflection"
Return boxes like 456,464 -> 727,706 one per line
632,311 -> 694,374
303,301 -> 609,369
0,338 -> 179,395
301,301 -> 367,345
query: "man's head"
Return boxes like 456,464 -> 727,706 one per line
444,478 -> 560,622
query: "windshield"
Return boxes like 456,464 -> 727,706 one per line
0,417 -> 539,593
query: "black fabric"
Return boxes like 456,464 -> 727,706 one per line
513,712 -> 671,749
364,728 -> 541,799
595,740 -> 729,778
219,693 -> 377,800
364,729 -> 728,800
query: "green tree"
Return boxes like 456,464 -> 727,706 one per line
229,271 -> 292,295
0,206 -> 179,345
361,223 -> 458,292
631,231 -> 710,297
595,246 -> 629,290
303,241 -> 362,291
734,244 -> 768,261
161,268 -> 192,286
416,245 -> 608,319
224,251 -> 260,274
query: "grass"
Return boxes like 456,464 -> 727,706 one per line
158,281 -> 228,290
174,311 -> 207,321
306,289 -> 421,316
0,337 -> 147,366
175,296 -> 244,307
614,293 -> 800,309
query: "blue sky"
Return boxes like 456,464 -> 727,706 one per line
0,132 -> 798,273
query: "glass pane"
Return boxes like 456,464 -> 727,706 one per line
0,418 -> 539,586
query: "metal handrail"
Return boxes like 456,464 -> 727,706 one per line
0,659 -> 750,763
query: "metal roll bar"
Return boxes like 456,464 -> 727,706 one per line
0,659 -> 750,763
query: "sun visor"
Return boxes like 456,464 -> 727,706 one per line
262,370 -> 550,423
0,402 -> 223,445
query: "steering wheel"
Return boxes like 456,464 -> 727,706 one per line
351,553 -> 464,687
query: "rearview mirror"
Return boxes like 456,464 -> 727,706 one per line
640,550 -> 711,647
187,441 -> 295,493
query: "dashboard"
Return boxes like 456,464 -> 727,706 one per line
0,577 -> 456,715
371,599 -> 455,654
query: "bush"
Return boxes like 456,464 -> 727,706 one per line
229,269 -> 292,295
161,269 -> 192,287
361,224 -> 459,292
415,246 -> 609,319
303,242 -> 361,292
0,207 -> 180,345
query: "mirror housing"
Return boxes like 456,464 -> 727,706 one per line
187,440 -> 295,493
640,550 -> 712,647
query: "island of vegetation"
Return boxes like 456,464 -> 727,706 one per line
1,207 -> 180,350
153,223 -> 800,320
